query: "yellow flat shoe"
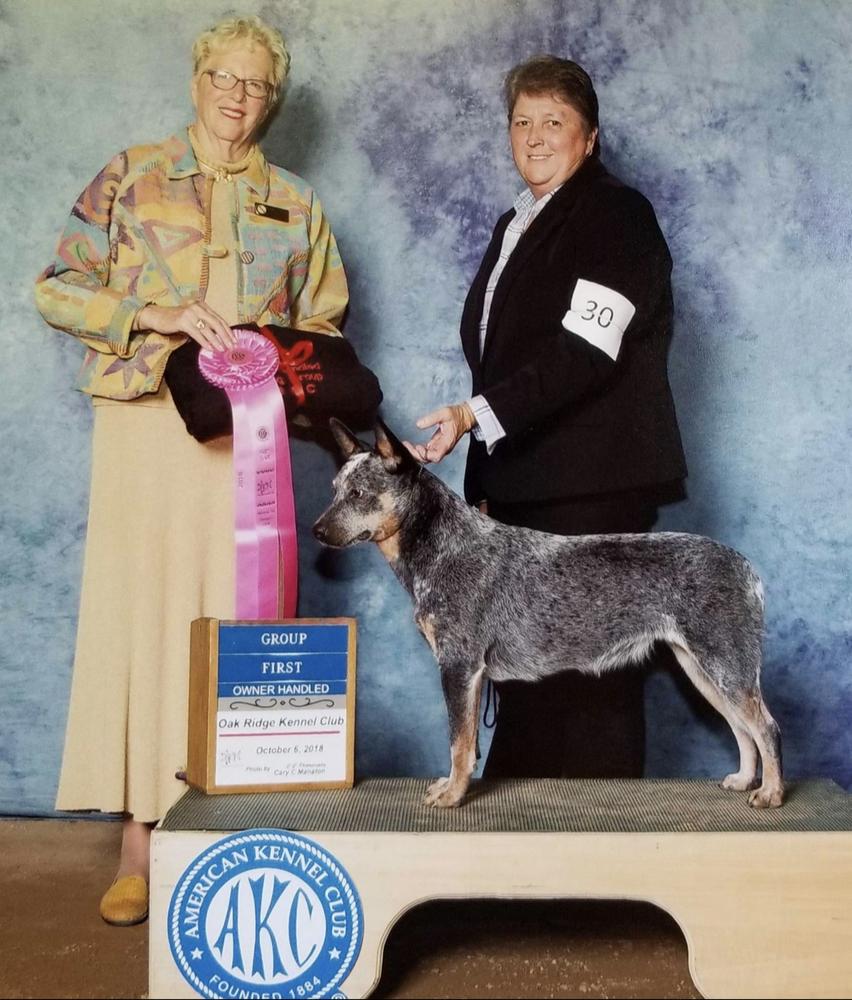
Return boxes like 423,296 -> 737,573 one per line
99,875 -> 149,926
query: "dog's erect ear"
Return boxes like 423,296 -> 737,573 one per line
329,418 -> 369,460
374,419 -> 415,473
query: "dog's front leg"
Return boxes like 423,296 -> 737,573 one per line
425,662 -> 485,808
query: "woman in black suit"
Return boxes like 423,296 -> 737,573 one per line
409,55 -> 687,779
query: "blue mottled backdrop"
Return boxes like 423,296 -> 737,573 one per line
1,0 -> 849,814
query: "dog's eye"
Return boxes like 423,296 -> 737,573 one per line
350,487 -> 364,499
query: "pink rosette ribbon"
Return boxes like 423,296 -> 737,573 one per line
199,329 -> 297,619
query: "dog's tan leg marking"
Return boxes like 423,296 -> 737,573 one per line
669,642 -> 761,792
416,614 -> 439,657
740,697 -> 785,809
425,667 -> 485,808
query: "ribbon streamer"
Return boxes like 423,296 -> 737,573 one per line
199,329 -> 298,619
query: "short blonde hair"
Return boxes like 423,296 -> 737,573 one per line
192,15 -> 290,104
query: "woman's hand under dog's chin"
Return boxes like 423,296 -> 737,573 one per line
408,402 -> 476,463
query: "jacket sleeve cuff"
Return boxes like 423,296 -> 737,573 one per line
469,395 -> 506,454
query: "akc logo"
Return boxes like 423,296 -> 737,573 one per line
168,829 -> 362,999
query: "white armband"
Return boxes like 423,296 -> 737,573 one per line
561,278 -> 636,361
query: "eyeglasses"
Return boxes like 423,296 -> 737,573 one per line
204,69 -> 271,100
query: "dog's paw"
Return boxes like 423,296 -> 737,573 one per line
423,777 -> 464,808
427,788 -> 464,808
423,777 -> 449,806
721,772 -> 760,792
747,784 -> 785,809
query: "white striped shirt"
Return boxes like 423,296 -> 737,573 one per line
470,186 -> 559,450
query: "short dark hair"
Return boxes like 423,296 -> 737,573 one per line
504,55 -> 600,157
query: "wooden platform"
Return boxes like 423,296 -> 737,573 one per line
149,777 -> 852,999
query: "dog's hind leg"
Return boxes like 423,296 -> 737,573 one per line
737,697 -> 784,809
668,639 -> 784,808
668,641 -> 760,790
425,661 -> 486,808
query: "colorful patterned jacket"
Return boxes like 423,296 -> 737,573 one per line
34,130 -> 349,400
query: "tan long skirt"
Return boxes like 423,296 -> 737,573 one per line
56,388 -> 235,822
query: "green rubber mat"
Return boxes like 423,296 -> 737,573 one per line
161,778 -> 852,834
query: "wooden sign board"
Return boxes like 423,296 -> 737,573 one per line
187,617 -> 356,794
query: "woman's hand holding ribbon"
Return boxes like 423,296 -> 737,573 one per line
134,301 -> 236,351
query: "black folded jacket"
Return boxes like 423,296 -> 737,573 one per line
165,324 -> 383,442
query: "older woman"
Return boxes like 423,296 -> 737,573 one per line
35,15 -> 347,925
411,56 -> 687,782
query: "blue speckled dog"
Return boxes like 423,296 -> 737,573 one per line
313,420 -> 784,810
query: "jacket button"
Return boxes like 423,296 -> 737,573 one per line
240,250 -> 255,264
255,204 -> 267,215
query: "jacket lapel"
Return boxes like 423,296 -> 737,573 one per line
460,212 -> 512,377
480,159 -> 605,366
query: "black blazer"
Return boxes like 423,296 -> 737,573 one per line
462,158 -> 687,505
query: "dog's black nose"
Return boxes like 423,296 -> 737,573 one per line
312,521 -> 328,542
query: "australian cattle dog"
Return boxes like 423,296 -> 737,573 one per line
313,420 -> 785,810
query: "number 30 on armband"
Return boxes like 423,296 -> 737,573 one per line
581,299 -> 615,328
561,278 -> 637,361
